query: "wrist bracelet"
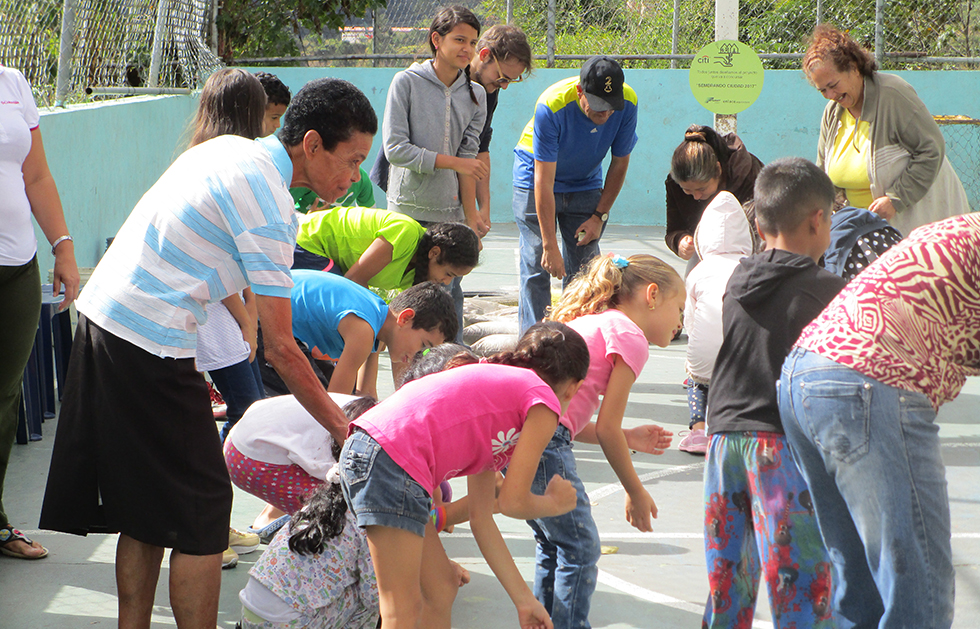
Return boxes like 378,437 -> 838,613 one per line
51,234 -> 73,255
429,505 -> 447,533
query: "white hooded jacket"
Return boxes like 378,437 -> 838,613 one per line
684,191 -> 755,384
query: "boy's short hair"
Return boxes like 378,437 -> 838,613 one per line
390,281 -> 459,343
279,78 -> 378,150
253,71 -> 291,106
754,157 -> 835,236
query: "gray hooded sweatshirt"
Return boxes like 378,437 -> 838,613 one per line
382,59 -> 487,223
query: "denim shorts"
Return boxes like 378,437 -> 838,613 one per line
339,430 -> 432,537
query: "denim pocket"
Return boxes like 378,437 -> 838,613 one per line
801,380 -> 873,464
341,434 -> 382,487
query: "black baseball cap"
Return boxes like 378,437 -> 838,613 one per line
579,56 -> 625,112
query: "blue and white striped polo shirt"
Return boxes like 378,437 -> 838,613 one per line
76,134 -> 298,359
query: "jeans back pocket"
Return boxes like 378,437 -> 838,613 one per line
801,380 -> 873,464
340,433 -> 382,487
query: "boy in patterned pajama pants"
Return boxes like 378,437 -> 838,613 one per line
698,159 -> 846,628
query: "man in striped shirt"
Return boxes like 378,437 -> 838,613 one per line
40,78 -> 376,628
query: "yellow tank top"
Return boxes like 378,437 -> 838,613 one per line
826,110 -> 873,209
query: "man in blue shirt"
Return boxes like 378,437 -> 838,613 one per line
512,56 -> 638,333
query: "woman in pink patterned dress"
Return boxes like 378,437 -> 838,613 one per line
778,213 -> 980,629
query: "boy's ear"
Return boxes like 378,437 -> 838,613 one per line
428,246 -> 442,261
809,208 -> 827,234
395,308 -> 416,326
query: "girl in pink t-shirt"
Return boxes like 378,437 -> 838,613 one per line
536,253 -> 683,627
339,322 -> 590,629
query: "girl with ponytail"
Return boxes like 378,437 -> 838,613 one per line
531,253 -> 682,627
339,322 -> 590,629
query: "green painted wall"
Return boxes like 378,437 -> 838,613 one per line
36,68 -> 980,276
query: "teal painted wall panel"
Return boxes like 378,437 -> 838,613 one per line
35,69 -> 980,275
35,94 -> 198,273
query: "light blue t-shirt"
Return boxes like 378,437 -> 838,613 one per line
512,76 -> 638,193
290,270 -> 388,360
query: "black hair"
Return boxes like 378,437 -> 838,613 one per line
253,71 -> 291,106
754,157 -> 835,236
410,222 -> 480,284
287,396 -> 378,556
279,78 -> 378,149
389,281 -> 459,343
189,68 -> 266,147
399,343 -> 476,388
429,5 -> 482,105
446,321 -> 589,388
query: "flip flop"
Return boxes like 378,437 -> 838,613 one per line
246,514 -> 290,544
0,525 -> 49,560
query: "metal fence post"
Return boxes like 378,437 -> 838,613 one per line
671,0 -> 680,69
507,0 -> 513,25
714,0 -> 739,134
547,0 -> 555,68
875,0 -> 885,68
55,0 -> 76,107
149,0 -> 169,87
816,0 -> 823,26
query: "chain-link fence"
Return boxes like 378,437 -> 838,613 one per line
0,0 -> 220,107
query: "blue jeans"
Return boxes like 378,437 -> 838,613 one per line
210,358 -> 265,443
525,425 -> 600,628
513,187 -> 604,334
778,348 -> 954,629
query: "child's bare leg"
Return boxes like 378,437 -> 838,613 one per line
366,524 -> 425,629
251,504 -> 286,529
420,523 -> 461,629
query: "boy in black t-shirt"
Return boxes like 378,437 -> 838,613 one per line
701,158 -> 845,628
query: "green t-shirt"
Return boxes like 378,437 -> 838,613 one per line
296,206 -> 426,292
291,168 -> 376,214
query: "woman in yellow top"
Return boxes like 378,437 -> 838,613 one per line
804,24 -> 968,236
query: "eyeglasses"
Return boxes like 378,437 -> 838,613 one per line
491,55 -> 525,86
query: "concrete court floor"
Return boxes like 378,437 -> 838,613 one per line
1,224 -> 978,628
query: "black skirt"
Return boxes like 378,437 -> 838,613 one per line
39,315 -> 232,555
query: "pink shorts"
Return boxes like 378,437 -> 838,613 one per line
223,440 -> 321,514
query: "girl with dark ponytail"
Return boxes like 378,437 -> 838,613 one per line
339,322 -> 590,628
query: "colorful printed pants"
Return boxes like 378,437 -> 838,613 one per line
224,440 -> 321,515
702,431 -> 835,629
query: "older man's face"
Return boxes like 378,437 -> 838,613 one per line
304,131 -> 373,204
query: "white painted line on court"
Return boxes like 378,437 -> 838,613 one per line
596,569 -> 775,629
589,461 -> 706,501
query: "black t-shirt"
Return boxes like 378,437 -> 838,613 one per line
706,249 -> 846,435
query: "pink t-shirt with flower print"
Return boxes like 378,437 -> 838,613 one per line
797,214 -> 980,410
351,363 -> 561,495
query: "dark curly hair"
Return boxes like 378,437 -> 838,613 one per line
253,71 -> 291,106
446,321 -> 589,388
411,222 -> 480,284
279,78 -> 378,150
287,396 -> 377,556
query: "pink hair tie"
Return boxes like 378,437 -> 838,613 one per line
479,357 -> 489,364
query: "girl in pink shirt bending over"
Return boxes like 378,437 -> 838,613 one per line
536,253 -> 683,628
339,321 -> 590,629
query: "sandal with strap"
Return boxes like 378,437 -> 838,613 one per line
0,525 -> 49,559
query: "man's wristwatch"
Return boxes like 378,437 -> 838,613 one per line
593,210 -> 609,223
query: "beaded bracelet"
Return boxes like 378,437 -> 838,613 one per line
429,505 -> 447,533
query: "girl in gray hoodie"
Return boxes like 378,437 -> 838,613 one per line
381,6 -> 488,233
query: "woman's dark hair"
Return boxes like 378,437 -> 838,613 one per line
429,5 -> 482,105
399,343 -> 477,388
279,78 -> 378,150
410,222 -> 480,284
189,68 -> 266,147
446,321 -> 589,388
803,24 -> 877,79
287,396 -> 377,556
670,124 -> 730,185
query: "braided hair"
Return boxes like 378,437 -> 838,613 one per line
428,5 -> 482,105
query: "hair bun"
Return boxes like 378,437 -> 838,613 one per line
684,130 -> 706,142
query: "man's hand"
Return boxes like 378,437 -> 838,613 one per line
540,242 -> 565,279
574,214 -> 602,247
